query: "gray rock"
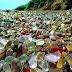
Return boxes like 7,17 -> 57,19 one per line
12,52 -> 17,57
17,43 -> 22,53
18,36 -> 25,43
11,60 -> 21,72
6,48 -> 13,56
0,33 -> 3,37
18,54 -> 28,63
5,56 -> 14,63
0,60 -> 5,70
13,39 -> 19,45
64,20 -> 71,24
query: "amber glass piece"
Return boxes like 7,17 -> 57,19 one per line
0,51 -> 5,56
64,34 -> 67,36
66,44 -> 71,51
56,37 -> 62,42
17,24 -> 20,27
16,17 -> 20,20
57,59 -> 62,68
50,44 -> 60,53
64,24 -> 66,27
50,44 -> 59,49
19,28 -> 23,32
22,24 -> 25,27
39,47 -> 43,52
50,49 -> 60,53
39,35 -> 41,37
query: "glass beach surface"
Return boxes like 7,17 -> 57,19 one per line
0,9 -> 72,72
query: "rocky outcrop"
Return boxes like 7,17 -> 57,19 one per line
15,0 -> 72,10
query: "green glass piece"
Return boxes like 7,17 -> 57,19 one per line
20,68 -> 24,72
32,26 -> 37,31
20,63 -> 28,72
24,63 -> 28,67
56,22 -> 59,24
36,39 -> 44,46
32,39 -> 37,42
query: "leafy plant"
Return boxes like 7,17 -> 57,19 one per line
39,1 -> 45,6
15,5 -> 26,10
20,63 -> 28,72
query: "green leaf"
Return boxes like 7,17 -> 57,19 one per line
24,63 -> 28,67
20,63 -> 28,72
20,68 -> 24,72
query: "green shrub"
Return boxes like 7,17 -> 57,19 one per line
15,0 -> 47,10
24,1 -> 34,10
15,5 -> 26,10
39,1 -> 45,6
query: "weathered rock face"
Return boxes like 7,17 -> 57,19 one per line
45,0 -> 71,10
15,0 -> 72,10
44,0 -> 72,10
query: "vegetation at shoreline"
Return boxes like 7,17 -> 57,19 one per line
15,0 -> 72,10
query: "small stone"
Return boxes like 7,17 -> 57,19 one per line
13,39 -> 19,45
64,20 -> 71,24
43,33 -> 49,38
18,36 -> 25,43
29,58 -> 37,68
57,59 -> 62,68
68,54 -> 72,61
3,62 -> 11,72
0,38 -> 8,53
28,55 -> 37,68
12,52 -> 17,57
49,62 -> 57,69
17,43 -> 22,53
66,44 -> 71,51
50,30 -> 55,35
36,39 -> 44,46
56,36 -> 62,41
56,40 -> 62,46
45,54 -> 60,62
21,30 -> 25,35
50,36 -> 56,41
35,52 -> 45,61
50,44 -> 60,53
27,42 -> 35,51
0,60 -> 5,70
64,61 -> 71,72
0,51 -> 6,60
38,60 -> 49,71
0,33 -> 3,37
5,56 -> 14,63
30,68 -> 36,72
11,58 -> 21,72
36,29 -> 44,36
6,48 -> 13,56
62,52 -> 67,57
18,54 -> 28,63
32,26 -> 37,31
22,44 -> 28,54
